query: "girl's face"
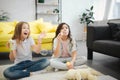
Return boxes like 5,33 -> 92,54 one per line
21,23 -> 30,40
60,24 -> 69,36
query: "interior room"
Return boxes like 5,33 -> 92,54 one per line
0,0 -> 120,80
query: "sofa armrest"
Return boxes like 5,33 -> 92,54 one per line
87,25 -> 112,48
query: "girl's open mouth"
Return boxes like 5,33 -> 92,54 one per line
24,32 -> 28,35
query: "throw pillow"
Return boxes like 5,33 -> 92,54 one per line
114,31 -> 120,41
107,23 -> 120,41
49,25 -> 57,32
0,21 -> 16,34
0,27 -> 3,33
38,22 -> 53,32
29,21 -> 40,34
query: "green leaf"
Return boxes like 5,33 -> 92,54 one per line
90,6 -> 93,10
82,13 -> 87,17
79,5 -> 94,25
86,9 -> 90,11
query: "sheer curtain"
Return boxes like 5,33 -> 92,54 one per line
93,0 -> 120,21
93,0 -> 107,21
108,0 -> 120,19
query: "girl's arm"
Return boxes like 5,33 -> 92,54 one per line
6,40 -> 17,61
9,50 -> 16,61
67,38 -> 77,69
53,39 -> 61,57
70,38 -> 77,64
32,32 -> 46,54
53,33 -> 62,57
71,51 -> 77,64
67,51 -> 77,69
32,40 -> 42,54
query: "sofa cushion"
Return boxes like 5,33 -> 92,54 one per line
29,21 -> 41,34
0,34 -> 12,46
0,21 -> 17,34
37,22 -> 57,33
93,40 -> 120,55
0,27 -> 3,33
29,18 -> 44,34
49,25 -> 57,32
107,23 -> 120,41
115,31 -> 120,40
31,33 -> 55,43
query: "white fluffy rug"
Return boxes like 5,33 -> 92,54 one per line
0,64 -> 13,80
20,71 -> 67,80
0,64 -> 102,80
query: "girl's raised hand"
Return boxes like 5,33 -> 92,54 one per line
39,32 -> 46,39
57,32 -> 63,41
38,32 -> 46,43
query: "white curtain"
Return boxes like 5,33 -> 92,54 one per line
93,0 -> 120,21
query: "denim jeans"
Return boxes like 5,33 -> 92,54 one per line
3,58 -> 50,80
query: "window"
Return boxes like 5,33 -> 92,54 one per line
93,0 -> 120,21
108,0 -> 120,19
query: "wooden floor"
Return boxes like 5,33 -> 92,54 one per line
0,41 -> 120,79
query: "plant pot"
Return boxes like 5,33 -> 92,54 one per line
84,24 -> 87,32
84,26 -> 87,32
38,0 -> 44,3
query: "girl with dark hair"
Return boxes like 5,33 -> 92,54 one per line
3,21 -> 49,79
50,23 -> 87,70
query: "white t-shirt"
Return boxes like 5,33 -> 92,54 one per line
11,37 -> 35,64
53,37 -> 77,58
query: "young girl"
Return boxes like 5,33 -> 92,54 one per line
3,21 -> 50,79
50,23 -> 87,70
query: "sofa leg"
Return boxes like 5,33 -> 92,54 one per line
87,48 -> 93,60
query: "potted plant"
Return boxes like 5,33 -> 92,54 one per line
53,8 -> 59,13
38,0 -> 44,3
0,10 -> 9,21
79,6 -> 94,32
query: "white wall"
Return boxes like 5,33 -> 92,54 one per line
62,0 -> 93,40
0,0 -> 35,21
0,0 -> 93,40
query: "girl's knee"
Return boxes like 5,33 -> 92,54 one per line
50,59 -> 56,65
49,59 -> 59,67
3,68 -> 12,79
41,58 -> 50,66
45,59 -> 50,65
3,69 -> 8,77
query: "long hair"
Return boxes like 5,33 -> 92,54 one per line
53,22 -> 72,43
12,21 -> 30,44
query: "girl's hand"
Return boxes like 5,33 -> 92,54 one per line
7,39 -> 15,50
39,32 -> 46,39
9,51 -> 16,61
38,32 -> 46,43
6,42 -> 10,48
57,32 -> 63,42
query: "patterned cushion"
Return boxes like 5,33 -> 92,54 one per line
108,23 -> 120,41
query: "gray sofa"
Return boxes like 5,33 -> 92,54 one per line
87,19 -> 120,60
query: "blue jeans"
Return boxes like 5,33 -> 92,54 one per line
3,58 -> 50,80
